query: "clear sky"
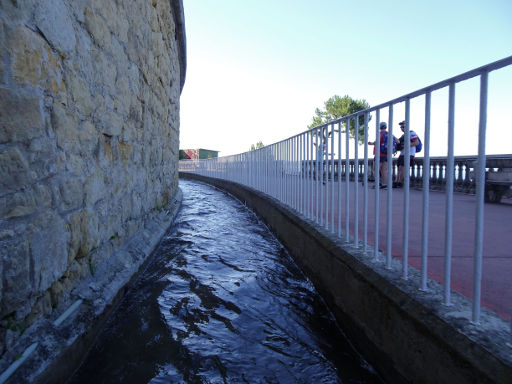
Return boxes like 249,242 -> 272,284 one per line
179,0 -> 512,157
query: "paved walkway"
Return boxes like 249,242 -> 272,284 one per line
301,180 -> 512,320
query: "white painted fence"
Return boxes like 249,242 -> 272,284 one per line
180,56 -> 512,340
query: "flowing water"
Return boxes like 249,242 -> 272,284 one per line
68,180 -> 382,384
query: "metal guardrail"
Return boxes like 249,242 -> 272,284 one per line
179,56 -> 512,340
296,154 -> 512,196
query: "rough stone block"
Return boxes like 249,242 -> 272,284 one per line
0,236 -> 31,317
29,213 -> 70,292
0,231 -> 5,302
52,103 -> 79,152
34,183 -> 52,209
59,177 -> 84,211
0,20 -> 5,81
78,209 -> 100,258
2,189 -> 37,219
114,11 -> 129,43
97,137 -> 113,168
8,26 -> 43,86
84,7 -> 111,50
114,76 -> 130,115
41,45 -> 66,100
65,153 -> 87,174
150,32 -> 163,57
84,169 -> 104,206
93,51 -> 117,92
0,0 -> 36,22
130,190 -> 142,218
73,28 -> 94,76
35,0 -> 76,57
127,62 -> 140,93
110,36 -> 128,72
0,88 -> 44,144
49,280 -> 63,309
79,121 -> 98,155
26,291 -> 52,325
119,141 -> 133,166
68,73 -> 94,116
0,146 -> 31,192
101,110 -> 123,137
69,212 -> 105,267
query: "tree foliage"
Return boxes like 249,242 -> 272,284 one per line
250,141 -> 264,151
308,95 -> 370,143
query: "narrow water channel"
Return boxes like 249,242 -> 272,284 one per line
68,180 -> 382,383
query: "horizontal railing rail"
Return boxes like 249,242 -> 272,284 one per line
292,154 -> 512,193
179,55 -> 512,342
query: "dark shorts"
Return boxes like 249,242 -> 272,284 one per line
397,155 -> 414,166
378,156 -> 388,163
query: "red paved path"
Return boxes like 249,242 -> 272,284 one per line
298,181 -> 512,320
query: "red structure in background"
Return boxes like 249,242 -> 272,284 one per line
179,148 -> 219,160
181,149 -> 199,159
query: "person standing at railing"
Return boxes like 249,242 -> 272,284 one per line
369,122 -> 397,189
393,120 -> 420,188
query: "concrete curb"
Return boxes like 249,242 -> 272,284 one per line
180,173 -> 512,384
0,189 -> 183,384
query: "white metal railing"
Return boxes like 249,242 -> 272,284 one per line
179,56 -> 512,340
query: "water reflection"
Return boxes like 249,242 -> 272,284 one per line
68,180 -> 382,383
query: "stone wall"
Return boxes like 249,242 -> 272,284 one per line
0,0 -> 185,357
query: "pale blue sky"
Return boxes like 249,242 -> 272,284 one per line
180,0 -> 512,157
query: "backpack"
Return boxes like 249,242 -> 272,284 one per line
410,131 -> 422,153
401,131 -> 422,153
416,136 -> 423,152
380,131 -> 397,154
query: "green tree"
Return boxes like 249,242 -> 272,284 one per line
250,141 -> 264,151
308,95 -> 370,143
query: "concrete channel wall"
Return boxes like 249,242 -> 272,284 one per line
180,172 -> 512,384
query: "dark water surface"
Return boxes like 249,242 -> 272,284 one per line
68,180 -> 382,384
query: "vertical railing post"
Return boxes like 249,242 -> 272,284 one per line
402,99 -> 411,279
331,123 -> 335,232
374,110 -> 381,260
297,136 -> 300,212
421,91 -> 432,290
472,70 -> 488,323
337,121 -> 343,238
310,131 -> 314,220
386,105 -> 394,268
303,134 -> 306,214
363,113 -> 369,252
444,82 -> 456,305
287,139 -> 290,206
321,127 -> 326,228
354,115 -> 360,248
277,142 -> 281,201
301,140 -> 304,212
316,128 -> 320,224
345,118 -> 350,243
296,135 -> 300,212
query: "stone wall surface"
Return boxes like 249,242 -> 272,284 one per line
0,0 -> 185,362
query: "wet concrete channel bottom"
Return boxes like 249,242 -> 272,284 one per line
68,180 -> 383,383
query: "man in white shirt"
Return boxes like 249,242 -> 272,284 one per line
394,120 -> 419,188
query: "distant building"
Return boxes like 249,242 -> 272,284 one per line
179,148 -> 219,160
